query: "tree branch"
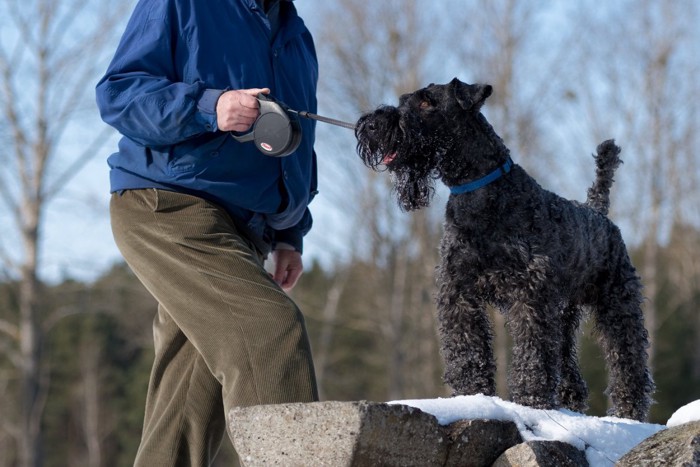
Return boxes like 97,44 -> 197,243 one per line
0,43 -> 31,201
44,126 -> 115,199
42,304 -> 93,334
0,336 -> 21,368
0,171 -> 19,213
0,319 -> 19,341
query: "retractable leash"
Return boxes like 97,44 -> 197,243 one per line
230,94 -> 355,157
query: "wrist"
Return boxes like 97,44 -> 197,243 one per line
196,88 -> 225,132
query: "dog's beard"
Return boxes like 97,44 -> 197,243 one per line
357,134 -> 438,210
391,166 -> 436,211
388,130 -> 449,211
357,140 -> 399,170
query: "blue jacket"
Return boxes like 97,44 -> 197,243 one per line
96,0 -> 318,253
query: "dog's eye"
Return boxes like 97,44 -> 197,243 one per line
419,100 -> 432,110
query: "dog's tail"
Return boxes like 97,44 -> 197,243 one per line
586,139 -> 622,216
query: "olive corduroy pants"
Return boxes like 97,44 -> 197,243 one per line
110,189 -> 318,467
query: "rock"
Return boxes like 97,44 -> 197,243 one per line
229,401 -> 448,466
444,419 -> 522,467
492,440 -> 588,467
229,401 -> 595,466
616,420 -> 700,466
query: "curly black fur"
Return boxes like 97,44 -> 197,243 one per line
356,78 -> 655,421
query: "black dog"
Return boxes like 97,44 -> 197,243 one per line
355,78 -> 654,421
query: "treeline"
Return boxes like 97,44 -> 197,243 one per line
0,226 -> 699,465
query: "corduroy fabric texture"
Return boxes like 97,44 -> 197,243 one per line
110,189 -> 318,467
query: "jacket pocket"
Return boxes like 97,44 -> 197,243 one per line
168,133 -> 228,174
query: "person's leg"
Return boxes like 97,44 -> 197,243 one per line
135,305 -> 226,467
111,189 -> 317,466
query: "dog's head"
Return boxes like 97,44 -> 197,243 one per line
355,78 -> 497,211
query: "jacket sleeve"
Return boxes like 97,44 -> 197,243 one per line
95,1 -> 221,147
272,148 -> 319,253
273,210 -> 312,254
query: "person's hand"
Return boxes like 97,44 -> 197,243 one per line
272,248 -> 303,292
216,88 -> 270,132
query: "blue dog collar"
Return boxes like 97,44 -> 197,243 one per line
449,158 -> 513,195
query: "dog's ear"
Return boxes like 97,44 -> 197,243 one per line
451,78 -> 492,111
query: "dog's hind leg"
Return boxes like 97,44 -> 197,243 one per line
557,304 -> 589,413
593,252 -> 655,421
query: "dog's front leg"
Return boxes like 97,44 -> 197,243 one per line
436,287 -> 496,397
506,298 -> 562,410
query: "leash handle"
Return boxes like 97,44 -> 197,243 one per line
295,110 -> 356,130
230,94 -> 302,157
230,95 -> 283,144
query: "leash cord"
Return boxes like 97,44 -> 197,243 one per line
541,410 -> 617,465
295,110 -> 356,130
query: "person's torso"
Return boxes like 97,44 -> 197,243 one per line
110,0 -> 318,230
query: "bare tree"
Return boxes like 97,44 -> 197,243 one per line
0,1 -> 133,465
311,268 -> 350,400
565,0 -> 700,370
67,337 -> 103,467
312,0 -> 445,399
446,0 -> 575,174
